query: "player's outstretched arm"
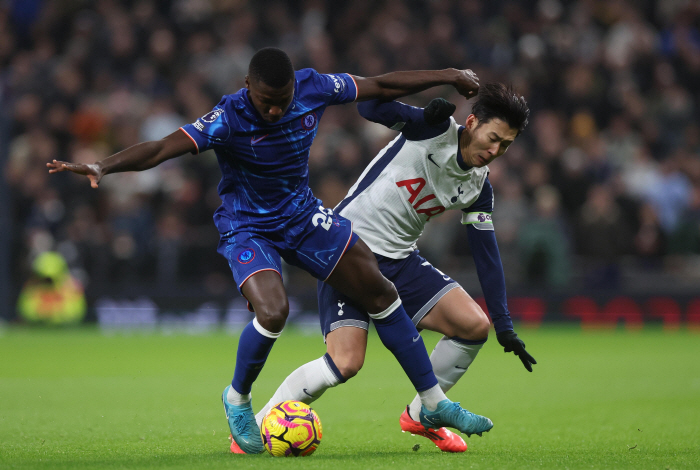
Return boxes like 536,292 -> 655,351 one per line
358,97 -> 456,129
466,223 -> 537,372
47,129 -> 196,188
352,69 -> 479,102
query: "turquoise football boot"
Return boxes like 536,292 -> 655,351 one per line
222,385 -> 264,454
419,399 -> 493,437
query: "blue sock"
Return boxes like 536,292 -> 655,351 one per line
372,303 -> 438,393
231,319 -> 279,394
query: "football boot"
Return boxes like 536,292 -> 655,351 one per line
419,399 -> 493,437
222,385 -> 264,454
400,406 -> 467,452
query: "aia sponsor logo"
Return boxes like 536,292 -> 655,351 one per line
396,178 -> 445,221
301,112 -> 317,130
237,249 -> 255,264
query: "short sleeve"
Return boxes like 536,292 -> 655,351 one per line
461,177 -> 494,230
180,106 -> 232,154
312,71 -> 358,105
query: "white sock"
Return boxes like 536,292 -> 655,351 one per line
226,386 -> 251,406
417,384 -> 448,413
408,336 -> 484,421
255,356 -> 341,427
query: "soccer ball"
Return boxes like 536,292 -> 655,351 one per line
260,400 -> 322,457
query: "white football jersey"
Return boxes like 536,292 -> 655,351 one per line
337,117 -> 492,259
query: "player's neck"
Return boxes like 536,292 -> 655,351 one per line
457,127 -> 473,170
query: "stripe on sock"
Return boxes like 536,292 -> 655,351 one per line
323,353 -> 347,384
369,296 -> 402,320
253,317 -> 282,339
449,336 -> 488,345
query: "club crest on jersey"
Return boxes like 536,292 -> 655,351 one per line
200,108 -> 224,123
451,185 -> 464,203
237,249 -> 255,264
301,112 -> 317,130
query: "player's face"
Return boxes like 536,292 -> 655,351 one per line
246,76 -> 295,123
462,115 -> 518,167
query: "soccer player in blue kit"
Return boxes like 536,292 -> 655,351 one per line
47,48 -> 492,454
256,84 -> 536,452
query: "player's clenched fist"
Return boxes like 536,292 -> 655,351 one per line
453,69 -> 479,99
46,160 -> 104,188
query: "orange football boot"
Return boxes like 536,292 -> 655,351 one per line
228,434 -> 246,454
399,406 -> 467,453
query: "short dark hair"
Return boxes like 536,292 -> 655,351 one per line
471,83 -> 530,134
248,47 -> 294,88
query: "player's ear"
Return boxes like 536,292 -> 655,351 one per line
466,114 -> 478,130
245,76 -> 250,89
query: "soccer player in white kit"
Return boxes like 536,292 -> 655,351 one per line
256,83 -> 536,452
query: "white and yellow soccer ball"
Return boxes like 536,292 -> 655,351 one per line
260,400 -> 322,457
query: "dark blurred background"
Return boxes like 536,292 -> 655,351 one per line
2,0 -> 699,328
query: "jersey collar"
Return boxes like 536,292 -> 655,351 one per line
456,126 -> 472,171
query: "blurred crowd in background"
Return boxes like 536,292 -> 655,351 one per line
3,0 -> 700,319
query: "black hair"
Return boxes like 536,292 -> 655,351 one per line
471,83 -> 530,134
248,47 -> 294,88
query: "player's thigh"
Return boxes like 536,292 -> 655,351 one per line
379,250 -> 460,327
318,279 -> 370,378
325,327 -> 368,379
217,231 -> 288,329
281,204 -> 396,313
325,237 -> 396,314
241,271 -> 289,330
283,203 -> 357,283
417,287 -> 490,340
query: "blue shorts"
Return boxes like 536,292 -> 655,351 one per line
318,250 -> 460,337
217,204 -> 358,292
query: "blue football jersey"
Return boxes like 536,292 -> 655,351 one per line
180,69 -> 358,235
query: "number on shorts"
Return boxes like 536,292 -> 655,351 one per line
312,205 -> 334,231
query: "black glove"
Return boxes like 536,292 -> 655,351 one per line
423,98 -> 456,126
496,330 -> 537,372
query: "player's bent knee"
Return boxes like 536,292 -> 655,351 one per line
471,317 -> 491,340
363,280 -> 399,315
449,311 -> 490,340
333,354 -> 364,380
252,300 -> 289,332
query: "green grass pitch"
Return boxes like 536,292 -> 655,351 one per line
1,325 -> 699,469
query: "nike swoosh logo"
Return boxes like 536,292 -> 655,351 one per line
412,336 -> 421,342
303,388 -> 314,398
455,365 -> 468,370
251,134 -> 269,144
423,416 -> 438,426
427,154 -> 440,168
